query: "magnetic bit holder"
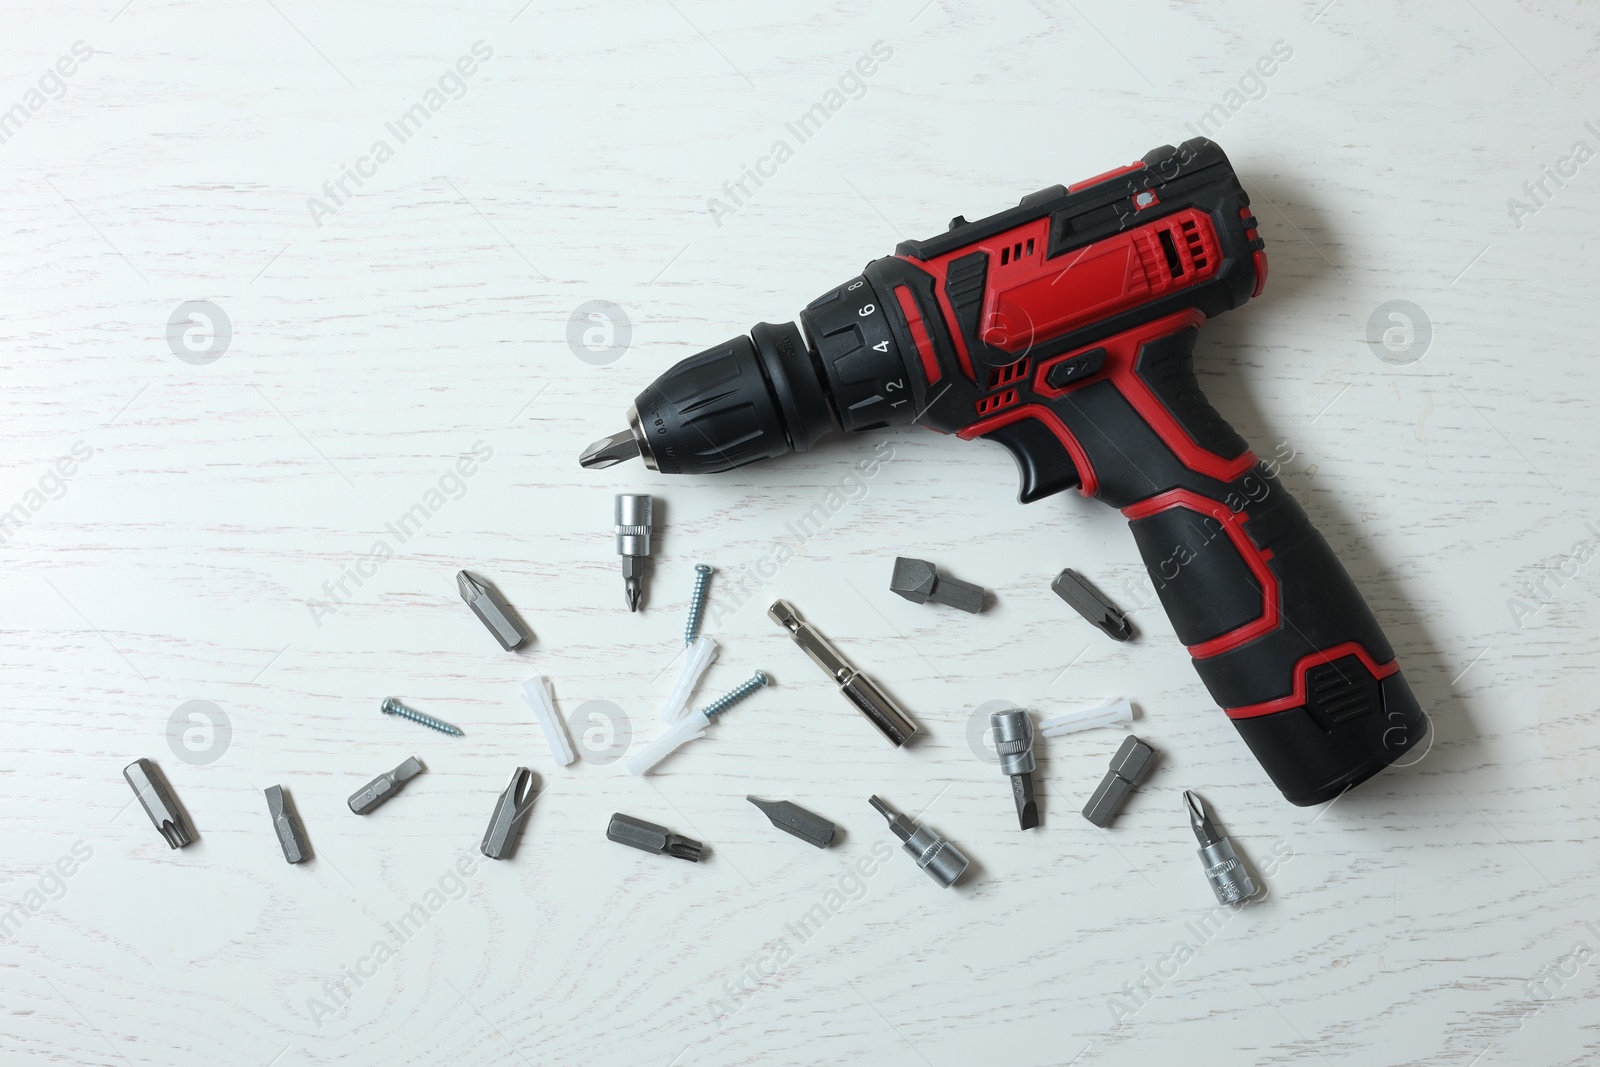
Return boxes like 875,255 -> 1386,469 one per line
348,756 -> 425,815
869,796 -> 968,888
265,785 -> 311,864
1081,735 -> 1158,827
457,570 -> 531,650
748,796 -> 835,849
768,599 -> 917,747
481,767 -> 539,861
889,557 -> 986,614
1051,568 -> 1133,641
606,812 -> 702,862
123,758 -> 194,849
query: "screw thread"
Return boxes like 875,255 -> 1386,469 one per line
684,564 -> 713,645
698,671 -> 768,719
381,697 -> 463,737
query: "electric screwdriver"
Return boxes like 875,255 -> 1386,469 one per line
579,137 -> 1427,806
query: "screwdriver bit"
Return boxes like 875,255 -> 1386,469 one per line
748,796 -> 835,849
869,795 -> 969,888
579,428 -> 642,469
264,785 -> 311,864
614,493 -> 653,611
1051,568 -> 1133,641
606,812 -> 702,862
769,599 -> 917,746
348,756 -> 424,815
123,758 -> 194,849
481,767 -> 539,860
457,570 -> 530,650
889,557 -> 986,613
990,708 -> 1038,830
1186,790 -> 1257,904
1081,735 -> 1157,827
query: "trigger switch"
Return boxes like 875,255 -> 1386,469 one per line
983,419 -> 1081,503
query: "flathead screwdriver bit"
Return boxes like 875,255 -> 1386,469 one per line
748,796 -> 835,848
123,758 -> 194,849
990,708 -> 1038,830
1052,568 -> 1133,641
457,570 -> 530,650
265,785 -> 311,864
348,756 -> 424,815
890,557 -> 986,613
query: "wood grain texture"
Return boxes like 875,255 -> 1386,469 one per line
4,0 -> 1600,1064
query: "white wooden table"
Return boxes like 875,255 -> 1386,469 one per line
5,2 -> 1599,1064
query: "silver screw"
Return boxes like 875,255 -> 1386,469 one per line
697,671 -> 769,719
684,564 -> 713,645
381,697 -> 463,737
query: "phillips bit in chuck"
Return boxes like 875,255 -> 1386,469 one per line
768,599 -> 917,746
869,795 -> 969,888
614,493 -> 653,611
265,785 -> 311,864
123,758 -> 194,849
456,570 -> 530,650
1186,790 -> 1257,904
579,428 -> 642,470
990,707 -> 1039,830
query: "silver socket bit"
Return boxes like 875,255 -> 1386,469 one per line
264,785 -> 311,864
606,812 -> 702,862
614,494 -> 654,612
890,557 -> 986,613
869,795 -> 968,888
748,796 -> 835,849
457,570 -> 530,650
123,758 -> 194,849
768,599 -> 917,746
348,756 -> 425,815
1081,735 -> 1157,827
481,767 -> 538,860
990,708 -> 1038,830
1186,790 -> 1257,904
1051,568 -> 1133,641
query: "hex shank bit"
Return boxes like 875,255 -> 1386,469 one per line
890,557 -> 986,613
768,599 -> 916,746
348,757 -> 425,815
1081,735 -> 1157,827
457,570 -> 530,650
748,796 -> 835,848
1051,568 -> 1133,641
265,785 -> 311,864
481,767 -> 538,860
606,812 -> 702,862
123,758 -> 194,849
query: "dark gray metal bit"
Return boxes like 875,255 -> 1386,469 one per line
123,758 -> 194,849
747,796 -> 835,848
1081,735 -> 1158,827
606,812 -> 702,862
348,756 -> 424,815
890,557 -> 986,613
457,570 -> 530,650
1051,568 -> 1133,641
481,767 -> 538,860
265,785 -> 311,864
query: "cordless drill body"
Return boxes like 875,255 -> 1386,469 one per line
584,138 -> 1427,806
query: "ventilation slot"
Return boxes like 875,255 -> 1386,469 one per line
1181,218 -> 1207,270
975,389 -> 1018,416
999,241 -> 1028,266
986,359 -> 1030,389
1157,229 -> 1183,279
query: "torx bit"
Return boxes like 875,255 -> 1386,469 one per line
890,557 -> 986,613
481,767 -> 538,860
869,795 -> 969,888
579,428 -> 642,469
1186,790 -> 1257,904
123,758 -> 194,849
990,708 -> 1038,830
748,796 -> 835,849
768,599 -> 917,746
1051,568 -> 1133,641
1081,735 -> 1157,827
264,785 -> 311,864
348,756 -> 425,815
456,570 -> 530,650
614,493 -> 653,611
606,812 -> 702,862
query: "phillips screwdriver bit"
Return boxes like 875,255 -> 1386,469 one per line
606,812 -> 703,862
264,785 -> 311,864
748,796 -> 835,849
481,767 -> 539,860
869,795 -> 969,888
1051,568 -> 1133,641
614,493 -> 653,611
990,708 -> 1039,830
348,756 -> 424,815
1186,790 -> 1257,904
456,570 -> 530,650
1081,735 -> 1157,827
123,758 -> 194,849
890,557 -> 986,613
579,428 -> 642,469
769,599 -> 917,746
